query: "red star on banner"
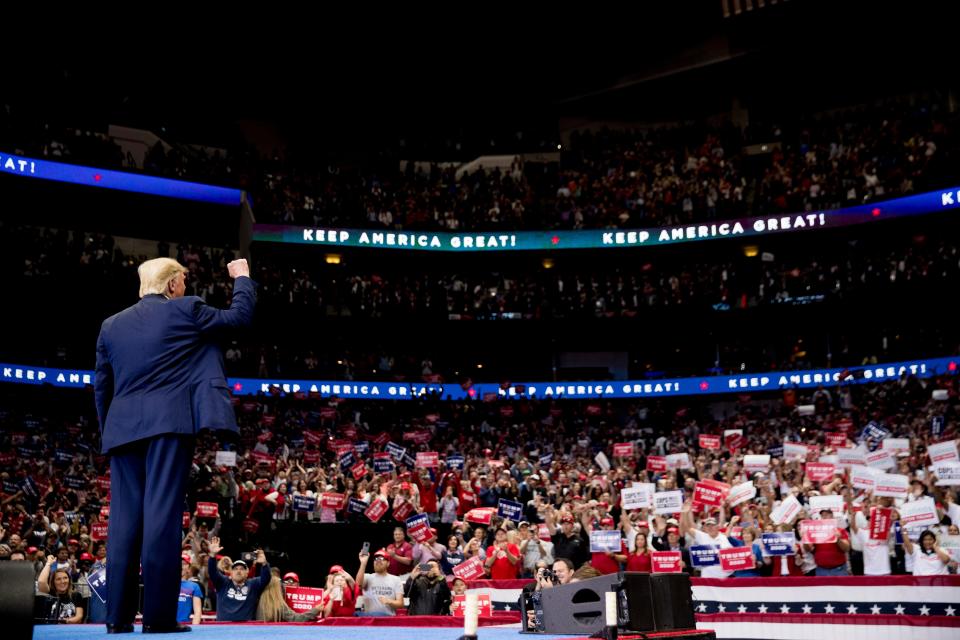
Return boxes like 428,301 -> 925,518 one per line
551,236 -> 560,245
699,381 -> 709,391
949,361 -> 957,372
233,382 -> 243,392
94,174 -> 102,182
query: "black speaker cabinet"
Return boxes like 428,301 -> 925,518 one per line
538,572 -> 694,635
0,562 -> 36,640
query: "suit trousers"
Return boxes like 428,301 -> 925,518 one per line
106,434 -> 195,626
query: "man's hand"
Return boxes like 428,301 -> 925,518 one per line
46,555 -> 56,566
208,537 -> 222,555
227,259 -> 250,279
256,549 -> 267,564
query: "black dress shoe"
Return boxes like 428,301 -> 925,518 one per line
142,623 -> 192,633
106,623 -> 134,633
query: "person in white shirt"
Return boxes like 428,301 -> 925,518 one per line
849,507 -> 891,575
902,530 -> 950,576
680,502 -> 732,579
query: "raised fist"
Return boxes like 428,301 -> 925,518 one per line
227,259 -> 250,279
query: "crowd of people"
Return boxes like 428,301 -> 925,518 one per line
2,368 -> 957,623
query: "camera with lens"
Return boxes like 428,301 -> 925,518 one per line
538,568 -> 559,584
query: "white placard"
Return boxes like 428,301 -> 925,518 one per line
882,438 -> 910,455
215,451 -> 237,467
837,446 -> 866,468
726,481 -> 757,507
783,442 -> 808,460
621,484 -> 655,510
931,462 -> 960,486
594,452 -> 611,472
928,440 -> 959,464
865,448 -> 896,470
873,473 -> 910,498
808,494 -> 844,514
941,535 -> 960,562
653,490 -> 684,515
850,465 -> 881,490
666,453 -> 692,470
771,494 -> 802,525
898,497 -> 939,529
743,455 -> 770,473
818,454 -> 840,466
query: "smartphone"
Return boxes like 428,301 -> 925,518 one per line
361,542 -> 370,555
241,551 -> 255,566
419,562 -> 431,572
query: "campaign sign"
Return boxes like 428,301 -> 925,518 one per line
800,519 -> 838,544
292,495 -> 316,512
86,566 -> 108,603
899,497 -> 939,529
539,453 -> 554,467
932,462 -> 960,486
338,451 -> 356,472
215,451 -> 237,467
465,507 -> 496,525
653,490 -> 684,515
861,421 -> 890,445
195,502 -> 219,518
351,461 -> 367,481
392,500 -> 415,522
693,480 -> 730,507
320,492 -> 345,510
651,551 -> 683,573
589,530 -> 623,553
91,522 -> 108,541
613,443 -> 634,458
406,513 -> 432,542
401,452 -> 417,469
416,452 -> 440,469
497,498 -> 524,522
347,497 -> 369,515
303,430 -> 323,445
869,507 -> 893,541
451,594 -> 491,617
646,456 -> 668,472
666,453 -> 692,469
452,556 -> 486,580
64,476 -> 86,490
719,547 -> 755,572
805,463 -> 835,482
825,432 -> 848,448
372,432 -> 391,447
373,453 -> 395,474
726,481 -> 757,507
941,535 -> 960,563
538,523 -> 552,541
621,484 -> 654,510
932,416 -> 944,439
364,499 -> 389,523
865,448 -> 896,470
96,476 -> 111,491
302,450 -> 320,464
699,434 -> 721,450
761,532 -> 796,556
928,440 -> 959,464
446,454 -> 465,470
285,586 -> 325,614
873,473 -> 909,499
689,545 -> 720,567
770,495 -> 802,525
743,455 -> 770,473
386,441 -> 406,459
724,429 -> 744,452
594,452 -> 611,473
837,447 -> 866,468
808,495 -> 843,514
767,445 -> 784,459
354,440 -> 370,455
882,438 -> 910,454
783,442 -> 809,460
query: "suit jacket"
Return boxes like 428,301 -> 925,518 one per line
95,277 -> 256,454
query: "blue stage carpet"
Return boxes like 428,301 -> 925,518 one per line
32,623 -> 581,640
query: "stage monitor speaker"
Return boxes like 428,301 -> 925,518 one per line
650,572 -> 696,631
539,573 -> 658,634
0,562 -> 37,640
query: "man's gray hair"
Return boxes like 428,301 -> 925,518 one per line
138,258 -> 187,298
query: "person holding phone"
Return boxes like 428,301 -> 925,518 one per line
355,546 -> 404,616
403,559 -> 451,615
323,566 -> 358,618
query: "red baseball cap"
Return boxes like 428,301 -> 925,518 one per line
373,549 -> 389,559
400,482 -> 411,490
283,572 -> 300,582
27,547 -> 38,554
181,555 -> 192,564
561,514 -> 575,523
80,553 -> 94,561
667,526 -> 680,534
68,539 -> 79,545
329,565 -> 344,574
600,516 -> 615,526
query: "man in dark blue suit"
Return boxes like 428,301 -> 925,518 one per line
95,257 -> 256,633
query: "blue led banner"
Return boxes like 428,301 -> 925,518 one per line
2,356 -> 956,400
0,152 -> 242,205
253,185 -> 960,252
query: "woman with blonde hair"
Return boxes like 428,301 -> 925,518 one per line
256,571 -> 323,621
38,555 -> 84,623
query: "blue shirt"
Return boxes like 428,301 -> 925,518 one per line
208,558 -> 271,621
177,580 -> 203,622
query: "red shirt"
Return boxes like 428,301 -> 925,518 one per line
486,543 -> 521,579
812,528 -> 849,569
324,585 -> 357,617
626,551 -> 652,573
418,479 -> 438,515
458,490 -> 477,516
386,541 -> 413,576
591,539 -> 628,575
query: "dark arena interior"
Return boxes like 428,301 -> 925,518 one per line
1,3 -> 959,640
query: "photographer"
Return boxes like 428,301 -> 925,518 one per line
206,537 -> 271,621
403,559 -> 451,615
522,558 -> 575,632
